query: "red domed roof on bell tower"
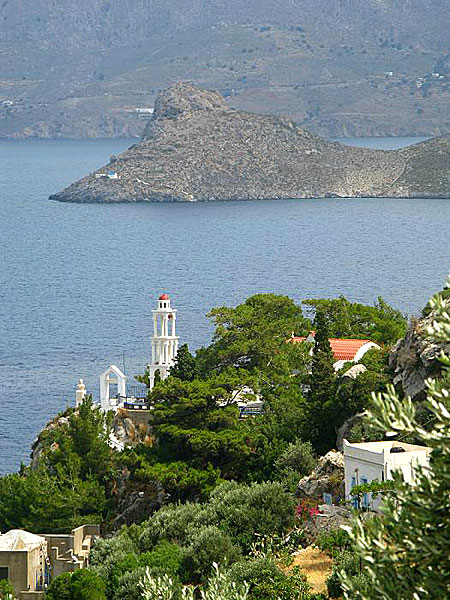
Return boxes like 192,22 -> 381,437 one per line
159,293 -> 170,300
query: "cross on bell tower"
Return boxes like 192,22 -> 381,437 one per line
148,293 -> 179,389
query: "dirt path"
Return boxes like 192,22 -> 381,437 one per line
288,546 -> 333,594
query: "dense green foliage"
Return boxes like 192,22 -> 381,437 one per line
302,296 -> 407,345
46,569 -> 107,600
196,294 -> 309,373
87,481 -> 298,598
327,551 -> 369,598
139,481 -> 296,554
227,557 -> 317,600
0,580 -> 14,600
140,563 -> 250,600
169,344 -> 199,381
122,374 -> 257,501
0,290 -> 414,598
340,286 -> 450,598
274,440 -> 317,492
306,311 -> 338,454
0,397 -> 115,533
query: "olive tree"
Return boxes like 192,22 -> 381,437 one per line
340,285 -> 450,599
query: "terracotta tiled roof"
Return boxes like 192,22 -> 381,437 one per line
289,334 -> 374,362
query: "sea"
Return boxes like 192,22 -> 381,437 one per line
0,136 -> 449,475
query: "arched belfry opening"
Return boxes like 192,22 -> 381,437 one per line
100,364 -> 127,411
148,293 -> 179,389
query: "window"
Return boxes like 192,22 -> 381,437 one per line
0,566 -> 9,581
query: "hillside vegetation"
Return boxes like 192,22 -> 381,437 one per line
2,284 -> 449,599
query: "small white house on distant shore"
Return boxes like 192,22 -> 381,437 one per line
343,439 -> 431,509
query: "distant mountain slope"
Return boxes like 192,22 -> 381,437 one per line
49,83 -> 450,203
1,1 -> 449,138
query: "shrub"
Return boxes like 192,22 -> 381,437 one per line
248,566 -> 310,600
326,551 -> 364,598
46,569 -> 107,600
0,580 -> 15,600
139,502 -> 209,551
45,572 -> 72,600
180,526 -> 241,583
275,440 -> 316,474
114,566 -> 149,600
140,564 -> 250,600
140,541 -> 183,576
140,481 -> 295,556
208,481 -> 296,551
316,528 -> 350,557
226,556 -> 315,599
69,569 -> 107,600
90,532 -> 136,566
274,441 -> 316,492
226,555 -> 281,584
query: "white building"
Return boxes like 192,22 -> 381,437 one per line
343,439 -> 431,509
96,294 -> 180,412
99,364 -> 127,412
147,293 -> 179,390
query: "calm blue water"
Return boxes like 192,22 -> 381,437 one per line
1,137 -> 449,475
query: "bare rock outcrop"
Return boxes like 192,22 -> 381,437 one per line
49,83 -> 450,204
297,450 -> 344,500
113,478 -> 167,529
389,291 -> 450,401
112,408 -> 154,447
30,415 -> 70,469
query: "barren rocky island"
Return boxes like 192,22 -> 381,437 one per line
50,83 -> 450,203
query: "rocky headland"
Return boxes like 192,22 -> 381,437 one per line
50,83 -> 450,203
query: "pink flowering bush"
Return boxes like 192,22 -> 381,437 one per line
295,500 -> 320,522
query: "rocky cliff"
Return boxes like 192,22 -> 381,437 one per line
50,83 -> 450,203
389,289 -> 450,401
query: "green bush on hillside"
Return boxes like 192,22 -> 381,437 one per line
180,525 -> 242,583
46,569 -> 106,600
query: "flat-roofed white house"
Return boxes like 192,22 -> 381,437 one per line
343,439 -> 431,510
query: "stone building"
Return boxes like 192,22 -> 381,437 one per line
0,524 -> 99,599
0,530 -> 47,599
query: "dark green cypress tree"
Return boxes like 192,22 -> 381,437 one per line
308,310 -> 337,454
169,344 -> 199,381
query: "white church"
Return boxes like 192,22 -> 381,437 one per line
76,293 -> 179,413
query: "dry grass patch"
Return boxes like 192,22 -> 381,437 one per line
287,546 -> 333,594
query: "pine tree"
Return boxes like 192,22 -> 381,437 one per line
340,285 -> 450,599
308,310 -> 337,454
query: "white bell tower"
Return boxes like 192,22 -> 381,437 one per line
148,293 -> 179,389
